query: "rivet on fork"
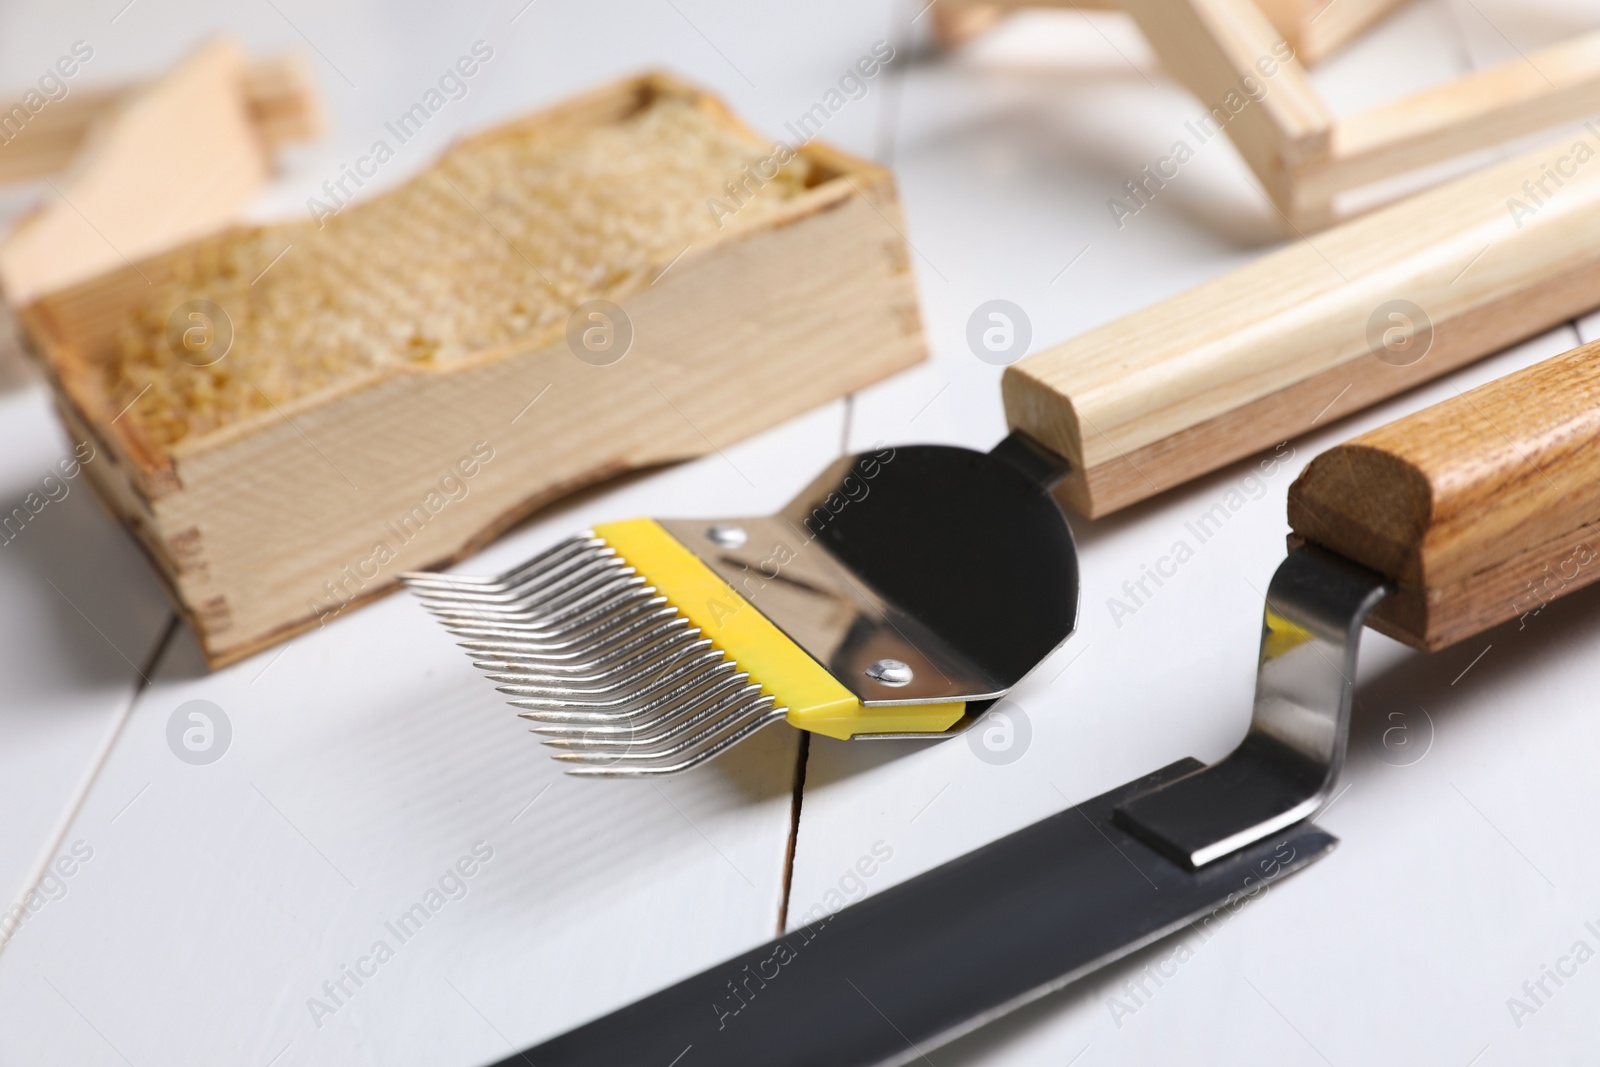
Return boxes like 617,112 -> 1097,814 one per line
865,659 -> 913,687
705,523 -> 747,548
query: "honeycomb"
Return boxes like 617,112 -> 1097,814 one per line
107,94 -> 811,448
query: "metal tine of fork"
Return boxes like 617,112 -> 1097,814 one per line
431,583 -> 658,639
469,606 -> 690,666
559,702 -> 789,777
525,671 -> 756,738
425,570 -> 647,628
469,611 -> 693,667
448,589 -> 666,632
507,654 -> 737,720
430,586 -> 657,655
487,635 -> 714,696
458,612 -> 690,667
407,542 -> 620,602
446,611 -> 679,662
441,597 -> 671,643
539,682 -> 764,749
512,661 -> 743,727
432,591 -> 656,643
400,535 -> 602,593
473,643 -> 707,694
455,603 -> 681,650
475,612 -> 698,679
551,694 -> 777,763
420,557 -> 627,611
415,533 -> 608,585
491,649 -> 718,709
410,552 -> 630,611
485,635 -> 715,696
471,627 -> 700,680
454,618 -> 681,668
400,536 -> 600,596
519,660 -> 750,724
405,533 -> 596,586
473,617 -> 700,675
525,688 -> 756,752
405,545 -> 617,606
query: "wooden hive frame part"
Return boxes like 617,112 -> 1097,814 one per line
0,37 -> 321,305
934,0 -> 1600,231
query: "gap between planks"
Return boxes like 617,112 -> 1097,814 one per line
774,732 -> 812,935
776,387 -> 860,934
0,613 -> 180,957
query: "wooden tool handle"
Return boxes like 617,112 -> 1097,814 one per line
1003,126 -> 1600,519
1287,341 -> 1600,651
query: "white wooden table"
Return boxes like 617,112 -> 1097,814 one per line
3,1 -> 1599,1063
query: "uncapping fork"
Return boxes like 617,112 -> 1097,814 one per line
404,434 -> 1081,775
497,339 -> 1600,1067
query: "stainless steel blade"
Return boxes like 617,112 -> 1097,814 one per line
494,759 -> 1335,1067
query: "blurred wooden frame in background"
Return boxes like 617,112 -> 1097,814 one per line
0,38 -> 320,308
936,0 -> 1600,230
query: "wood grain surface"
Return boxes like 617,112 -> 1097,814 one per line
1004,126 -> 1600,518
1288,339 -> 1600,650
933,0 -> 1600,228
0,39 -> 318,306
1252,0 -> 1407,63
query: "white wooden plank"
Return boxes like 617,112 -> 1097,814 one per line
1577,307 -> 1600,344
0,363 -> 173,948
0,397 -> 846,1067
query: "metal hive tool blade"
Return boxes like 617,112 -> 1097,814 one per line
493,760 -> 1337,1066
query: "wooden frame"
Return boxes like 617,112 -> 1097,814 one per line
0,38 -> 320,305
1226,0 -> 1408,64
934,0 -> 1600,230
937,0 -> 1409,63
